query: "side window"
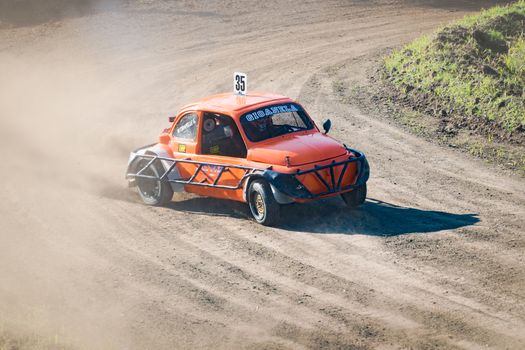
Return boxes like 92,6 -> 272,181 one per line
201,113 -> 247,158
172,113 -> 198,140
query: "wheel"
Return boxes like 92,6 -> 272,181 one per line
135,159 -> 173,206
341,184 -> 367,208
248,179 -> 280,226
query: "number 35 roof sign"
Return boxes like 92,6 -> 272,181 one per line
234,72 -> 247,95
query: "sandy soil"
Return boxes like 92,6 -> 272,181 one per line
0,0 -> 523,349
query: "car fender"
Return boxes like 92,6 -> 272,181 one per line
242,173 -> 295,205
269,184 -> 295,204
127,143 -> 184,192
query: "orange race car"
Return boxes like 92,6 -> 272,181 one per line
126,92 -> 369,225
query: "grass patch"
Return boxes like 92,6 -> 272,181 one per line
0,329 -> 73,350
384,1 -> 525,137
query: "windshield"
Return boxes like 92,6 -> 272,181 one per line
240,103 -> 314,142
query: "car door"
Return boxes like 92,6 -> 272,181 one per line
189,111 -> 249,202
169,111 -> 201,184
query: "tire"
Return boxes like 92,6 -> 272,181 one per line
248,179 -> 280,226
135,159 -> 173,206
341,183 -> 367,208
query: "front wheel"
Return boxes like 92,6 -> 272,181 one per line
341,184 -> 367,208
248,179 -> 280,226
135,159 -> 173,206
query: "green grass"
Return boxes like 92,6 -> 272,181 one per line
384,0 -> 525,133
0,330 -> 73,350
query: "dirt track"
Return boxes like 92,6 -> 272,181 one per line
0,1 -> 524,349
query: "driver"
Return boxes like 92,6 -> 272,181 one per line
203,116 -> 245,157
202,117 -> 220,154
252,116 -> 273,139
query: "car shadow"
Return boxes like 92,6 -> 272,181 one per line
279,198 -> 479,236
165,196 -> 479,236
166,195 -> 250,219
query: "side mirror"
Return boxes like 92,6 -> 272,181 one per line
159,133 -> 170,145
322,119 -> 332,134
169,116 -> 176,123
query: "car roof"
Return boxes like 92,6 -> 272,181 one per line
180,91 -> 295,117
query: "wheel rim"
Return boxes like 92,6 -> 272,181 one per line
254,193 -> 265,216
136,161 -> 161,201
250,191 -> 265,220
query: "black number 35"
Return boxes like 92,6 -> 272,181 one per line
235,74 -> 246,92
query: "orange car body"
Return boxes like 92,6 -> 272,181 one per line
127,92 -> 369,205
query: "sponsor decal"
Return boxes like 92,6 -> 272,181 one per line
178,144 -> 187,153
244,104 -> 299,122
177,117 -> 196,133
202,164 -> 224,174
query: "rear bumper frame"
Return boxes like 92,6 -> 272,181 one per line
126,153 -> 261,190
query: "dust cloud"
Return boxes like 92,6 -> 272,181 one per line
0,2 -> 145,349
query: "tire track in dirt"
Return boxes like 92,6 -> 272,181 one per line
115,197 -> 520,350
292,58 -> 525,348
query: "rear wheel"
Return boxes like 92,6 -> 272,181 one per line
341,184 -> 367,208
135,159 -> 173,206
248,179 -> 280,226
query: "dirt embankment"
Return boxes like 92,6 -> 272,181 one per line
0,1 -> 524,349
361,1 -> 525,173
